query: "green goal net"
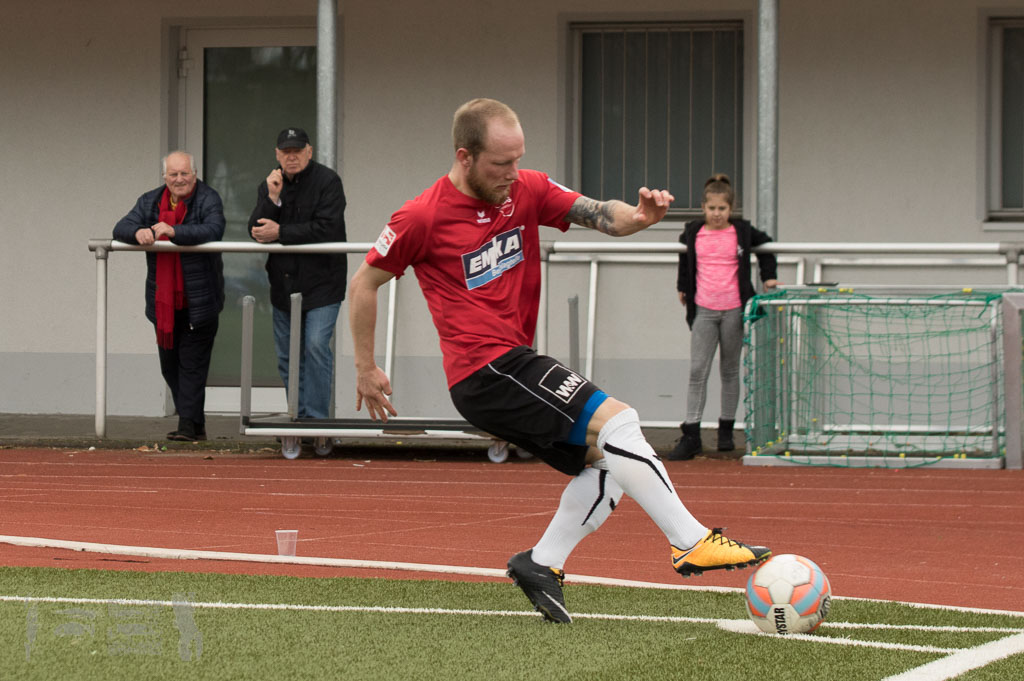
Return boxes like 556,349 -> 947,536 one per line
742,289 -> 1010,468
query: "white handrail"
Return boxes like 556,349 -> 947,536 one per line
88,239 -> 1024,439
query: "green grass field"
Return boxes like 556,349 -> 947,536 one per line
2,566 -> 1023,680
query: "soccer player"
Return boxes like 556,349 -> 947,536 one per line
348,98 -> 771,623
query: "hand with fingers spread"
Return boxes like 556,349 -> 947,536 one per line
355,365 -> 398,422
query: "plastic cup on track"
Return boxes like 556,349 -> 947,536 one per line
275,529 -> 298,556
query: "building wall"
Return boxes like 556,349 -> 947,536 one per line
1,0 -> 1023,420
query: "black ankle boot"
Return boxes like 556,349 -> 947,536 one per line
668,422 -> 702,461
168,418 -> 206,442
717,419 -> 735,452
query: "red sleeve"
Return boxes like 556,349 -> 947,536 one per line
525,171 -> 581,233
365,202 -> 427,278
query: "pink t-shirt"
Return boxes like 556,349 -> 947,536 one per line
694,225 -> 742,310
366,170 -> 581,387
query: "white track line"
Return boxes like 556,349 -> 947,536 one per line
0,535 -> 738,593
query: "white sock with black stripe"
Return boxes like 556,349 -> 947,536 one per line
531,465 -> 623,569
597,408 -> 706,550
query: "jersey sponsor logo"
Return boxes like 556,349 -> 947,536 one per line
462,227 -> 524,290
374,225 -> 397,257
476,209 -> 491,224
539,365 -> 588,403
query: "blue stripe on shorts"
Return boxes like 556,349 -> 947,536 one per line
566,390 -> 608,446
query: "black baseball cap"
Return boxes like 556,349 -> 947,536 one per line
276,128 -> 310,149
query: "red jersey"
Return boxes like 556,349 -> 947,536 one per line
366,169 -> 581,387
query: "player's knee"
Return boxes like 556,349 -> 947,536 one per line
586,396 -> 632,439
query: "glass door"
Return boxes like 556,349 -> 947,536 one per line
179,26 -> 319,413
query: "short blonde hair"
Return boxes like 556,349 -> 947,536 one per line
452,98 -> 520,158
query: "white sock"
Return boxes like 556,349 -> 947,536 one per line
531,465 -> 623,569
597,408 -> 706,549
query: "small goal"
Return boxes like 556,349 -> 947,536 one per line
742,288 -> 1024,469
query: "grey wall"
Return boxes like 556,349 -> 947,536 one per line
2,0 -> 1023,421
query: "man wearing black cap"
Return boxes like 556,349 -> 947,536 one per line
248,127 -> 347,419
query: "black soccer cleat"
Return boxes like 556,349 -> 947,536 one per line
506,550 -> 572,623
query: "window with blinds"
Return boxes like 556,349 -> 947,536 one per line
990,20 -> 1024,219
574,22 -> 744,217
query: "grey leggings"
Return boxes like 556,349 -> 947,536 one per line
686,305 -> 744,422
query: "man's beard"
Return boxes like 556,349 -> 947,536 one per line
466,165 -> 509,205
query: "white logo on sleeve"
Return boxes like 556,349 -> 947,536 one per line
374,225 -> 397,257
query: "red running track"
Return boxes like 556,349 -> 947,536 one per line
1,448 -> 1023,612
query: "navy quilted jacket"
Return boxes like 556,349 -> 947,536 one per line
113,180 -> 225,326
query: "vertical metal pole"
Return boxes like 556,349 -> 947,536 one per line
384,278 -> 398,379
1001,294 -> 1024,469
585,259 -> 599,378
94,246 -> 109,438
329,314 -> 337,419
757,0 -> 779,239
317,0 -> 339,415
288,292 -> 303,419
568,295 -> 580,373
316,0 -> 338,169
990,301 -> 1002,460
537,242 -> 551,355
240,296 -> 255,432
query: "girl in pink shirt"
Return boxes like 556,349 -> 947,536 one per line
670,175 -> 778,460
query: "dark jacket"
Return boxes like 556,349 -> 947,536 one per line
112,180 -> 225,326
247,160 -> 347,311
676,217 -> 777,329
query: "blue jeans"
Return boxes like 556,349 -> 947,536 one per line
272,302 -> 341,419
686,305 -> 744,423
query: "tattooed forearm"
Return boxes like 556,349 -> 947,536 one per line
566,197 -> 624,236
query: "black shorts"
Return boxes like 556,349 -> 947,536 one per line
449,346 -> 608,476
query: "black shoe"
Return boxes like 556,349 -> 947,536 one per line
717,419 -> 736,452
167,418 -> 207,442
507,550 -> 572,623
668,422 -> 702,461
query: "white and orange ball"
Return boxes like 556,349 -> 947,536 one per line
745,554 -> 832,634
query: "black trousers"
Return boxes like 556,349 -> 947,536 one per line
156,308 -> 219,426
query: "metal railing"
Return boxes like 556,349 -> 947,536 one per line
88,239 -> 1024,467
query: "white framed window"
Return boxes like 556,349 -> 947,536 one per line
571,21 -> 745,220
988,19 -> 1024,222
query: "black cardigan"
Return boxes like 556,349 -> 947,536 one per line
675,218 -> 777,329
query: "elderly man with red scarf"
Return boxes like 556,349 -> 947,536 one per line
114,151 -> 225,441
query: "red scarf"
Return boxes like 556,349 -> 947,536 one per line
155,188 -> 189,349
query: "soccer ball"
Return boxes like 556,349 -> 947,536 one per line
745,554 -> 832,634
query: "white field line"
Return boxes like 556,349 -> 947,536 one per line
715,619 -> 957,654
879,632 -> 1024,681
3,535 -> 1024,618
0,595 -> 978,655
